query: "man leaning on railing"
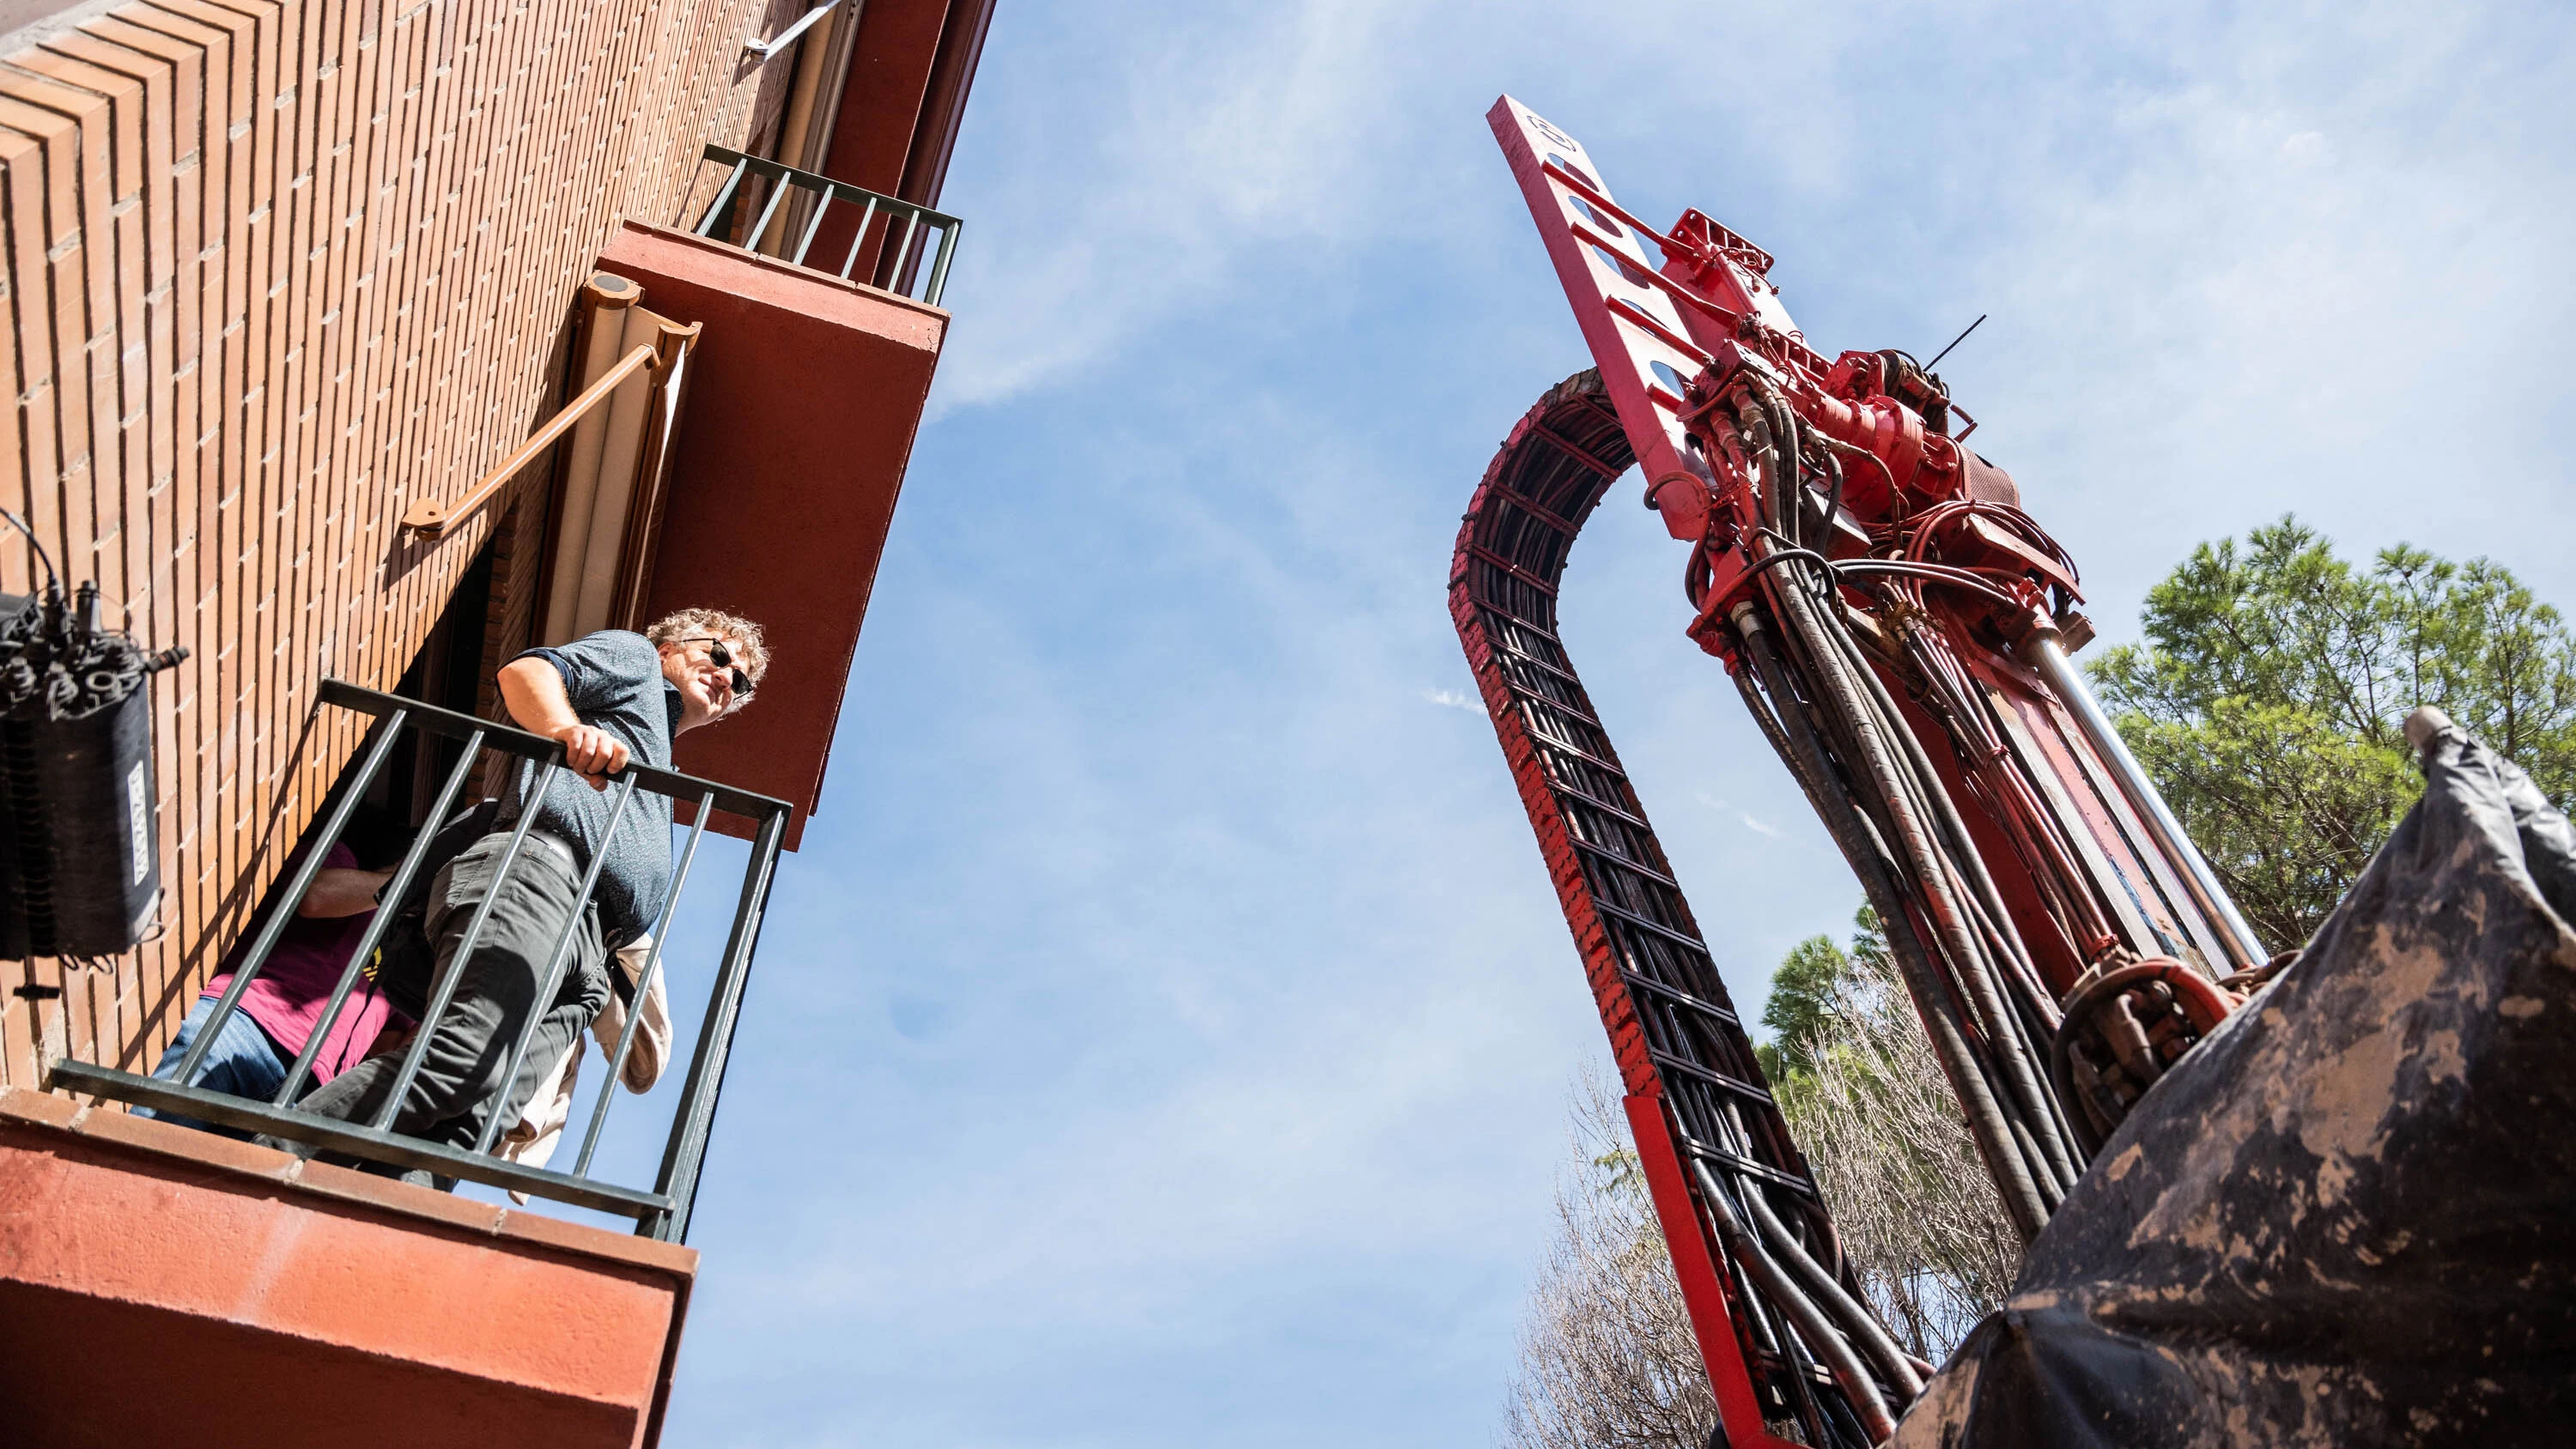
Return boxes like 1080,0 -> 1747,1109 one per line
261,609 -> 769,1185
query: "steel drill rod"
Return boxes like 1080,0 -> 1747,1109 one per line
2022,630 -> 2268,969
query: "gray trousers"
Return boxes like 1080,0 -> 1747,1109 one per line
283,831 -> 609,1171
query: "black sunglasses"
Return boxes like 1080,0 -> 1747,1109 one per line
678,637 -> 755,697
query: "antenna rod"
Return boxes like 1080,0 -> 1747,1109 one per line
1923,312 -> 1986,372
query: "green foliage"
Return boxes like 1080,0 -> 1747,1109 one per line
1590,1144 -> 1646,1205
2088,517 -> 2576,948
1759,907 -> 1883,1085
1760,935 -> 1849,1081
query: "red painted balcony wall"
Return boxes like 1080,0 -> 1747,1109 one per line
0,1087 -> 696,1448
595,221 -> 949,849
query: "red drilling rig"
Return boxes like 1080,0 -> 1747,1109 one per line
1452,97 -> 2284,1447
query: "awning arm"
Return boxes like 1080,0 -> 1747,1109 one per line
399,341 -> 661,540
744,0 -> 841,60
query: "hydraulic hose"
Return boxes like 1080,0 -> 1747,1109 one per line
1745,396 -> 2071,1205
1732,604 -> 2050,1240
1742,617 -> 2048,1234
1690,1157 -> 1899,1442
1814,604 -> 2079,1192
1746,1181 -> 1926,1403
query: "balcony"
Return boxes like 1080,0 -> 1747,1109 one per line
6,681 -> 790,1446
604,149 -> 963,848
0,1086 -> 696,1447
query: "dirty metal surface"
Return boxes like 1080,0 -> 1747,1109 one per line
1900,721 -> 2576,1446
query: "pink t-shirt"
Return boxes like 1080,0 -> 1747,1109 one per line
205,844 -> 413,1084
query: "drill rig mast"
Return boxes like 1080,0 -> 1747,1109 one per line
1454,98 -> 2274,1446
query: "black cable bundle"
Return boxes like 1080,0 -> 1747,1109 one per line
0,512 -> 189,961
1717,387 -> 2081,1243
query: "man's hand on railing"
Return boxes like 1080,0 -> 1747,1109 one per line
551,723 -> 631,791
500,655 -> 630,791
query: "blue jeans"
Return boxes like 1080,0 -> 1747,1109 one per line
136,995 -> 294,1139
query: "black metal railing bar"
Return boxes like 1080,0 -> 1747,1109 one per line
575,797 -> 708,1174
47,678 -> 791,1240
272,724 -> 485,1106
464,776 -> 638,1153
692,143 -> 961,307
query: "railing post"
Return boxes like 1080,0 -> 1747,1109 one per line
746,173 -> 797,258
574,791 -> 715,1176
837,196 -> 879,280
272,730 -> 489,1105
368,770 -> 563,1131
471,775 -> 642,1155
171,709 -> 409,1084
648,807 -> 786,1241
927,223 -> 957,307
697,157 -> 750,238
883,210 -> 921,295
790,185 -> 831,267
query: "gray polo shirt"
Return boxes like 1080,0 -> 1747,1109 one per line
505,630 -> 677,944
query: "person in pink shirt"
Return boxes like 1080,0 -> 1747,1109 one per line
139,835 -> 416,1137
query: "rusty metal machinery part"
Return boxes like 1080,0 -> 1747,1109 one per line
2049,956 -> 2239,1155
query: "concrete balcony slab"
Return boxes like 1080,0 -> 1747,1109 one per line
0,1087 -> 695,1448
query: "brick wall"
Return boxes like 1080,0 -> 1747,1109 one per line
0,0 -> 810,1088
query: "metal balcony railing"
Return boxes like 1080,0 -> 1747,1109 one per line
49,680 -> 789,1242
691,143 -> 961,306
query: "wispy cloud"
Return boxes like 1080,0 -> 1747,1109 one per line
1422,688 -> 1488,716
1741,814 -> 1784,839
930,0 -> 1451,412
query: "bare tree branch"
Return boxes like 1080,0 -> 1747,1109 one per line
1501,1065 -> 1717,1449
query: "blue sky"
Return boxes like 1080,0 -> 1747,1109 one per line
649,3 -> 2576,1444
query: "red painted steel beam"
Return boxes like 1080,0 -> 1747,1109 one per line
1628,1094 -> 1789,1445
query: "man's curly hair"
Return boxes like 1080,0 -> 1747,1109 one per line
645,608 -> 769,712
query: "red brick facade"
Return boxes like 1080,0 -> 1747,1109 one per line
0,0 -> 815,1088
